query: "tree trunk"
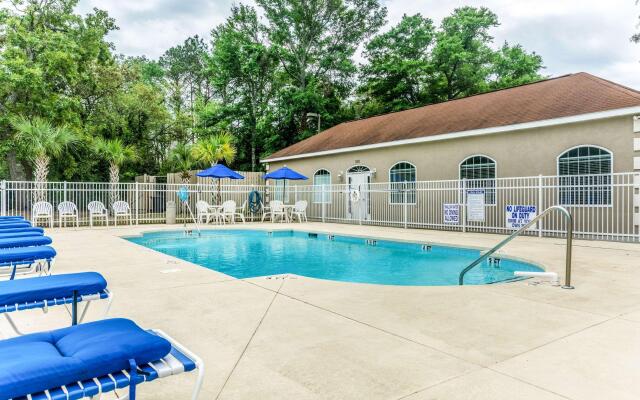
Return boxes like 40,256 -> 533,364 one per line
6,151 -> 27,181
32,154 -> 49,203
109,163 -> 120,206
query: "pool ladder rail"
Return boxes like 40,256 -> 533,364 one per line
182,200 -> 202,237
458,205 -> 574,289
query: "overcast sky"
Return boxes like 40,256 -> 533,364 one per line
76,0 -> 640,88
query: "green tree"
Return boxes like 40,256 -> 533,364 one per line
208,4 -> 280,171
357,7 -> 544,116
358,14 -> 435,114
166,143 -> 197,183
93,137 -> 138,204
192,132 -> 237,203
10,116 -> 78,201
192,132 -> 236,167
257,0 -> 387,142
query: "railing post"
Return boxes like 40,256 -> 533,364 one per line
294,185 -> 298,202
63,181 -> 67,202
538,174 -> 543,237
1,180 -> 6,216
135,182 -> 139,225
461,178 -> 467,233
403,188 -> 408,229
322,184 -> 326,223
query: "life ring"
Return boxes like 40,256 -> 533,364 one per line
349,189 -> 360,202
249,190 -> 262,213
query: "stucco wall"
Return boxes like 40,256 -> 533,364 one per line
265,116 -> 635,182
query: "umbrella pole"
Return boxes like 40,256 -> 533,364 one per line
217,178 -> 222,205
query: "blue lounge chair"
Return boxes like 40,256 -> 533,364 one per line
0,222 -> 31,229
0,216 -> 25,221
0,231 -> 44,239
0,246 -> 56,280
0,318 -> 204,400
0,227 -> 45,235
0,272 -> 112,335
0,236 -> 52,249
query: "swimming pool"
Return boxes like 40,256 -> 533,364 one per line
126,230 -> 543,286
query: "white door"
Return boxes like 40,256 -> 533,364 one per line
347,171 -> 370,220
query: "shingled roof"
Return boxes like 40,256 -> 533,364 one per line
264,73 -> 640,161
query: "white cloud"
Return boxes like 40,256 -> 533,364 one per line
76,0 -> 640,88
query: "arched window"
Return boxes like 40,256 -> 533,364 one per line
313,169 -> 331,203
558,146 -> 612,205
389,162 -> 416,204
459,155 -> 496,204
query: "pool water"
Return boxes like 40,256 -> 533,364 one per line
126,230 -> 543,286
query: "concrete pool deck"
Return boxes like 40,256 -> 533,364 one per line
3,223 -> 639,399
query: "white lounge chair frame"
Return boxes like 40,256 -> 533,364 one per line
87,200 -> 109,227
0,256 -> 55,281
1,287 -> 113,336
32,201 -> 54,228
57,201 -> 79,228
112,201 -> 133,226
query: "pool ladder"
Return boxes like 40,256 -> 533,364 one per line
458,205 -> 574,288
182,200 -> 202,237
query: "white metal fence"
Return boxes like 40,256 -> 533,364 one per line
1,172 -> 638,242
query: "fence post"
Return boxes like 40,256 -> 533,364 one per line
322,184 -> 326,223
538,174 -> 543,237
63,181 -> 67,202
403,188 -> 408,229
461,179 -> 467,233
1,180 -> 6,216
295,185 -> 298,202
135,182 -> 139,225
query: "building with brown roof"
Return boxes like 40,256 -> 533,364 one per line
264,72 -> 640,177
262,73 -> 640,233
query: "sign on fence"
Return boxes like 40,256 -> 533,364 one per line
505,205 -> 537,229
443,204 -> 459,224
466,189 -> 485,222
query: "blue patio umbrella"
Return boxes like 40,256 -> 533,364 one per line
197,164 -> 245,204
196,164 -> 245,180
263,166 -> 308,201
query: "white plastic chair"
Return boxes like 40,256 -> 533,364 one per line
267,200 -> 286,223
111,201 -> 132,226
260,201 -> 271,222
57,201 -> 79,227
196,200 -> 220,224
32,201 -> 54,228
221,200 -> 242,224
291,200 -> 308,223
87,201 -> 109,227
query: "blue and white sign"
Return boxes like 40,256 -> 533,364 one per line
443,204 -> 459,224
466,189 -> 485,222
505,205 -> 537,229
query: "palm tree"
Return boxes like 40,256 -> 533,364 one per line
11,116 -> 78,202
168,143 -> 197,184
93,137 -> 138,205
192,133 -> 237,203
191,132 -> 236,167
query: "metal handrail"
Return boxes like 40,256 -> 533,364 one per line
458,205 -> 574,289
182,200 -> 202,237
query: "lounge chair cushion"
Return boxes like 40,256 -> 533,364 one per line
0,227 -> 45,235
0,231 -> 44,239
0,235 -> 52,249
0,272 -> 107,306
0,222 -> 31,229
0,245 -> 56,264
0,318 -> 172,398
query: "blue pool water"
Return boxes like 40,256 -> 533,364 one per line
126,230 -> 543,286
